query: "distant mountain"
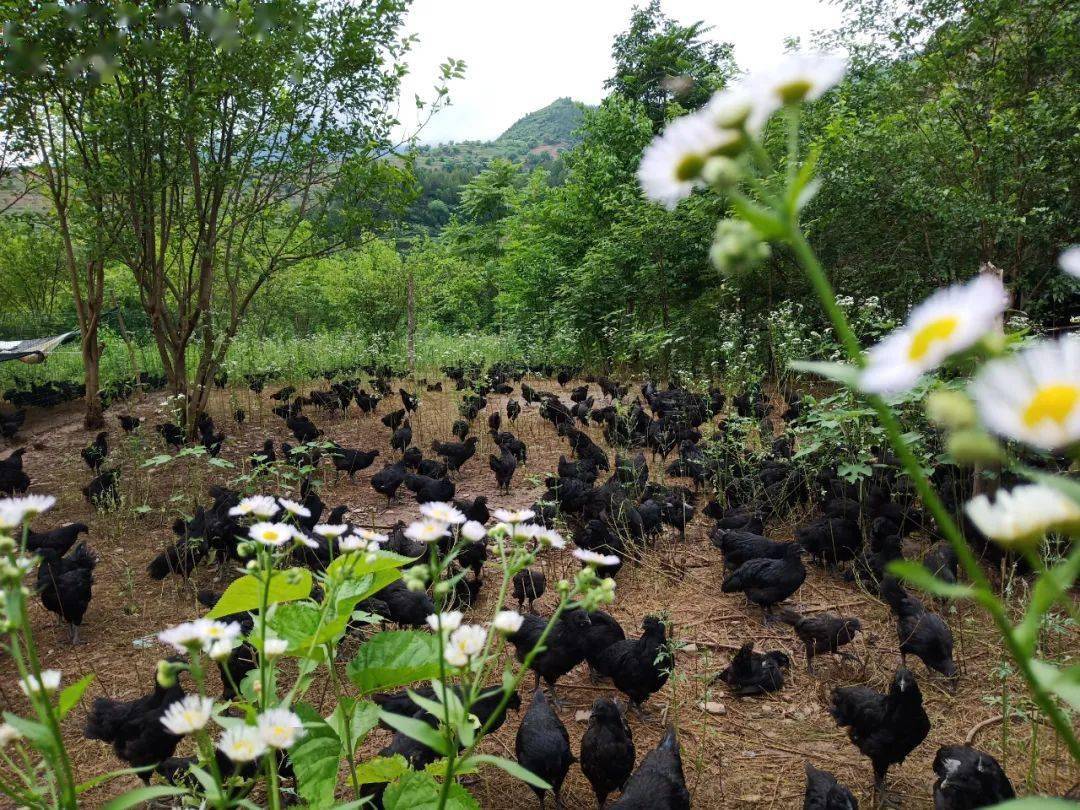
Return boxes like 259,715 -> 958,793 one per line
406,98 -> 587,232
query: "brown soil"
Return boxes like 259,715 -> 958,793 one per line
1,375 -> 1076,808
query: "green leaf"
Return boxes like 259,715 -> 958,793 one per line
988,799 -> 1080,809
378,711 -> 450,756
290,703 -> 341,809
58,674 -> 94,719
140,454 -> 174,468
205,569 -> 312,618
2,712 -> 52,746
326,698 -> 380,753
334,568 -> 403,619
326,548 -> 416,579
789,359 -> 860,387
1029,659 -> 1080,711
101,786 -> 187,810
728,194 -> 785,240
267,602 -> 331,657
353,754 -> 409,786
347,631 -> 441,694
887,560 -> 975,599
382,771 -> 479,810
1015,543 -> 1080,655
465,754 -> 551,790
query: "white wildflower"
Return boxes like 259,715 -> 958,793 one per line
965,484 -> 1080,547
249,522 -> 296,547
257,708 -> 305,749
217,726 -> 267,763
492,610 -> 524,635
19,669 -> 61,696
573,549 -> 621,568
420,502 -> 466,525
425,611 -> 463,633
404,519 -> 449,544
160,695 -> 215,735
229,495 -> 279,519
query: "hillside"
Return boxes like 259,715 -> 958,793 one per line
405,98 -> 586,231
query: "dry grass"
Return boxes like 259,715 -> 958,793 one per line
1,375 -> 1077,808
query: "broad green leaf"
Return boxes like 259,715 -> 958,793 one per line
205,569 -> 312,618
789,360 -> 860,387
334,568 -> 403,618
465,754 -> 552,790
378,711 -> 450,756
1029,659 -> 1080,710
887,560 -> 975,599
58,674 -> 94,719
382,770 -> 479,810
353,754 -> 409,786
347,631 -> 441,694
290,703 -> 341,809
327,548 -> 415,580
140,455 -> 174,468
267,602 -> 332,656
988,800 -> 1080,809
101,786 -> 187,810
326,698 -> 380,753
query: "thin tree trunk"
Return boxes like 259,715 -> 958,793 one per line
81,324 -> 104,430
407,267 -> 416,372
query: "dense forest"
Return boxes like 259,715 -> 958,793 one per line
0,2 -> 1077,809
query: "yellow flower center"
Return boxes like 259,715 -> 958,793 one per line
777,79 -> 813,104
1022,384 -> 1079,428
264,531 -> 279,542
908,316 -> 960,361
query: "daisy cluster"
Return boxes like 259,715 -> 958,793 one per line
158,694 -> 305,763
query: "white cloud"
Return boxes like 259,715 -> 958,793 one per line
394,0 -> 845,145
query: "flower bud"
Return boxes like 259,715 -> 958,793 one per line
947,429 -> 1004,465
702,156 -> 741,189
710,219 -> 771,276
926,390 -> 976,430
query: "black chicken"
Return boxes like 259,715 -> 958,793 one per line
378,580 -> 435,628
286,414 -> 322,443
85,661 -> 186,781
880,576 -> 957,682
714,642 -> 789,696
81,431 -> 108,471
592,615 -> 671,715
371,461 -> 408,506
796,516 -> 863,566
399,388 -> 419,412
431,437 -> 478,473
507,399 -> 521,422
580,698 -> 635,808
0,448 -> 30,495
391,420 -> 413,453
489,448 -> 517,494
507,609 -> 592,704
924,541 -> 959,586
829,666 -> 930,797
609,726 -> 690,810
328,444 -> 379,480
454,495 -> 490,524
26,522 -> 89,557
37,544 -> 96,643
452,419 -> 470,440
155,422 -> 186,450
710,529 -> 792,570
403,473 -> 455,504
117,414 -> 143,433
0,409 -> 26,440
778,610 -> 862,675
721,542 -> 806,621
803,762 -> 858,810
932,744 -> 1014,809
515,688 -> 575,809
512,568 -> 546,612
83,468 -> 121,509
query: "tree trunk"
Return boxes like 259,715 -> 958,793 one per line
81,326 -> 104,430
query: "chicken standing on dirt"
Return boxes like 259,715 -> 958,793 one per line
829,665 -> 930,799
592,615 -> 671,716
489,446 -> 517,493
721,541 -> 806,622
37,544 -> 96,643
515,687 -> 575,809
880,575 -> 957,682
803,762 -> 858,810
580,697 -> 635,808
432,436 -> 479,474
609,726 -> 690,809
84,661 -> 186,782
513,568 -> 546,612
81,431 -> 108,471
26,522 -> 88,556
507,609 -> 592,705
0,448 -> 30,495
777,609 -> 862,675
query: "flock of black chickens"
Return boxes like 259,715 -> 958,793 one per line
0,361 -> 1031,808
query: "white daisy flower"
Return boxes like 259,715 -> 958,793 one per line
19,669 -> 61,695
534,527 -> 567,550
965,484 -> 1080,546
160,695 -> 215,735
404,519 -> 449,544
249,522 -> 296,547
262,638 -> 289,657
426,611 -> 463,633
1059,245 -> 1080,279
492,508 -> 535,524
702,84 -> 759,132
229,495 -> 279,519
338,534 -> 380,553
860,274 -> 1008,394
354,528 -> 388,544
293,532 -> 319,549
420,502 -> 466,525
0,722 -> 21,748
445,624 -> 487,666
751,52 -> 848,107
217,725 -> 267,763
277,498 -> 311,519
158,622 -> 205,653
461,520 -> 487,542
257,708 -> 305,749
314,524 -> 348,538
637,112 -> 741,209
208,638 -> 238,662
0,495 -> 57,529
969,335 -> 1080,449
492,610 -> 524,635
573,549 -> 622,568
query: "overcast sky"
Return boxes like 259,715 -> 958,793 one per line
394,0 -> 846,145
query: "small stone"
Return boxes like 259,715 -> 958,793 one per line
742,795 -> 762,803
575,710 -> 592,723
680,643 -> 698,654
700,701 -> 726,715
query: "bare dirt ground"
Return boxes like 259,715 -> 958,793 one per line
1,374 -> 1077,808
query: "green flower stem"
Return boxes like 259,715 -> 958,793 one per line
431,542 -> 458,810
255,549 -> 281,810
785,223 -> 1080,765
326,661 -> 363,800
